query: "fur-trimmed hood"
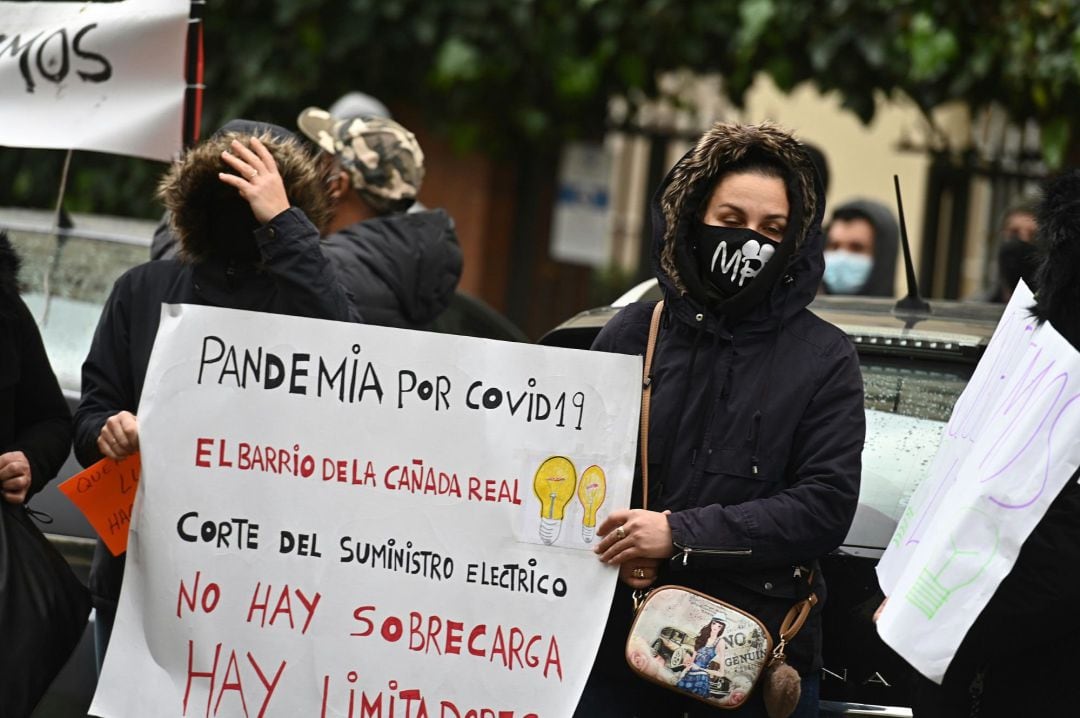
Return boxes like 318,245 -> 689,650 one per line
0,230 -> 20,303
156,131 -> 331,264
1032,169 -> 1080,349
652,122 -> 825,328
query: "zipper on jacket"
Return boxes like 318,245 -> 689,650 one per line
674,542 -> 752,566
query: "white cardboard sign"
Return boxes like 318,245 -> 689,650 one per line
90,304 -> 642,717
876,281 -> 1080,682
0,0 -> 189,161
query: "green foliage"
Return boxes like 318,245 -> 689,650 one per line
4,0 -> 1080,217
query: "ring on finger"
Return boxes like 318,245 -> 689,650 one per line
247,169 -> 258,179
615,525 -> 626,540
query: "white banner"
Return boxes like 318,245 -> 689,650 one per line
876,281 -> 1080,681
0,0 -> 189,161
90,304 -> 642,717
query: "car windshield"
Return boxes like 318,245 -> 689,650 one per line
845,357 -> 973,553
6,220 -> 150,393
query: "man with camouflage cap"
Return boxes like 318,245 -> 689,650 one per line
297,107 -> 463,330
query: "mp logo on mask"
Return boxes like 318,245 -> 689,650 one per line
711,239 -> 776,288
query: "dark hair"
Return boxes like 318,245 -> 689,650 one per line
701,151 -> 791,217
1030,170 -> 1080,348
827,206 -> 877,242
999,194 -> 1040,229
693,619 -> 726,651
716,152 -> 788,185
830,206 -> 873,226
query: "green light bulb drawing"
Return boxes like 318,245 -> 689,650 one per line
906,506 -> 1000,619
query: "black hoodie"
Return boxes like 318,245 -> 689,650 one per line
585,123 -> 864,693
322,209 -> 462,329
0,232 -> 71,500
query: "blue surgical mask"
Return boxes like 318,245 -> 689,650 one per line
823,250 -> 873,294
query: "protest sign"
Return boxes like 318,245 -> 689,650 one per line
58,452 -> 140,556
90,304 -> 642,717
876,281 -> 1080,682
0,0 -> 189,161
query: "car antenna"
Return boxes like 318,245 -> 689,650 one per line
893,174 -> 931,315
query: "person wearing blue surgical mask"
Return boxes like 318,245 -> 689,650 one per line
823,199 -> 899,297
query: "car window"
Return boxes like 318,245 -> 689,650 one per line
844,358 -> 973,553
8,226 -> 149,393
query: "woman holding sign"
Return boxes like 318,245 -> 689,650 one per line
577,122 -> 864,717
73,128 -> 358,669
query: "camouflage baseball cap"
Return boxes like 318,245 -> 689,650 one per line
297,107 -> 424,213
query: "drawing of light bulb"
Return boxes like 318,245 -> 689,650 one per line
905,506 -> 1000,619
577,465 -> 607,543
533,456 -> 577,545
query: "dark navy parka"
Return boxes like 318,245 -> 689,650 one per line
591,124 -> 864,675
322,208 -> 462,329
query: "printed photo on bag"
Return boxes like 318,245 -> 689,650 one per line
626,586 -> 773,709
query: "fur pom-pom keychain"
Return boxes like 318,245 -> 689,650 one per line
762,641 -> 802,717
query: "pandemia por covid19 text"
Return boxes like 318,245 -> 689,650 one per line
196,336 -> 587,430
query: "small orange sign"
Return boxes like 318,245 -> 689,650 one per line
58,452 -> 141,556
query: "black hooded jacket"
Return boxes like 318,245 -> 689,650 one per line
825,198 -> 899,297
322,209 -> 462,329
0,232 -> 71,500
74,135 -> 357,609
589,124 -> 864,680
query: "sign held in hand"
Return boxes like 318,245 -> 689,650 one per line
59,453 -> 140,556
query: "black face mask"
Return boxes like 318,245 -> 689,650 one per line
998,234 -> 1039,291
691,224 -> 781,298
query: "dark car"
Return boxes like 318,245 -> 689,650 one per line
539,279 -> 1004,718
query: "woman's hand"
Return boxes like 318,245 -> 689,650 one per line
596,508 -> 674,566
218,137 -> 290,224
0,451 -> 31,504
873,597 -> 888,623
618,559 -> 663,589
97,411 -> 139,460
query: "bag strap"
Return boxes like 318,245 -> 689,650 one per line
770,572 -> 819,666
639,300 -> 664,511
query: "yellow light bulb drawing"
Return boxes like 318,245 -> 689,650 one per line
533,456 -> 577,545
577,465 -> 607,543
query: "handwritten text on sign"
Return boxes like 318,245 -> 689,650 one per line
90,304 -> 642,717
876,282 -> 1080,682
58,452 -> 140,556
0,0 -> 189,161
